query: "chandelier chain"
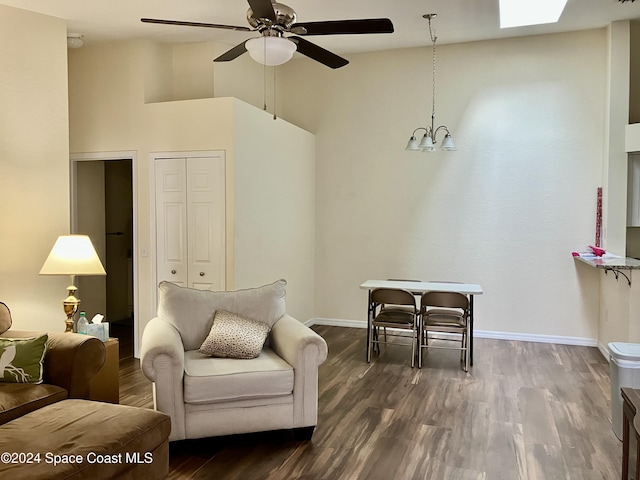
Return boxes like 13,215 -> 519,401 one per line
404,13 -> 456,152
432,30 -> 437,121
427,15 -> 438,127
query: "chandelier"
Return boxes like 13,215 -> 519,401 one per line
405,14 -> 456,152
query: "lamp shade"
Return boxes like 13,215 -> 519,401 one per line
40,235 -> 106,276
245,36 -> 297,66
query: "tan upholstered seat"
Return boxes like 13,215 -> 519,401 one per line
183,348 -> 293,404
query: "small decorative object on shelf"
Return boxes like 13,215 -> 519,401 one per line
596,187 -> 602,247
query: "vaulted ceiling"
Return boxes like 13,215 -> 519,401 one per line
3,0 -> 640,53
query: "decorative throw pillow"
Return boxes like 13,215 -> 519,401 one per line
0,335 -> 48,384
199,310 -> 270,359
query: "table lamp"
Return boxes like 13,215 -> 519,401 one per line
39,235 -> 106,332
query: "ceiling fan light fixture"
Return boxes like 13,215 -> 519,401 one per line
246,36 -> 297,66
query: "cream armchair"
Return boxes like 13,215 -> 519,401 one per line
140,280 -> 328,442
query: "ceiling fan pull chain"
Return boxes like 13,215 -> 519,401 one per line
273,66 -> 277,120
263,40 -> 268,111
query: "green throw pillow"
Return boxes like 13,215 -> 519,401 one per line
0,335 -> 48,384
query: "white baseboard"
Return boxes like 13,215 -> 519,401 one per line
308,317 -> 598,348
306,318 -> 363,329
598,341 -> 611,362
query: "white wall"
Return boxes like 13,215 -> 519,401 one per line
70,40 -> 235,347
232,100 -> 316,321
281,29 -> 606,341
68,40 -> 316,350
0,6 -> 71,331
602,21 -> 630,255
12,12 -> 618,343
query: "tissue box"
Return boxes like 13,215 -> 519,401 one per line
86,322 -> 109,342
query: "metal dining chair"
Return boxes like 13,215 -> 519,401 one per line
419,291 -> 470,372
368,288 -> 419,367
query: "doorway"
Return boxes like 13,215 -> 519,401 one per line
71,152 -> 137,360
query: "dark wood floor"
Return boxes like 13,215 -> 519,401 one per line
118,326 -> 622,479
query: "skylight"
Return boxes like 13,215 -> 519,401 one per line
499,0 -> 568,29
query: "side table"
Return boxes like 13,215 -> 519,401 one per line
89,337 -> 119,403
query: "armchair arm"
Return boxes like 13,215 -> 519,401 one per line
271,314 -> 328,367
270,314 -> 328,428
140,317 -> 186,441
3,330 -> 106,399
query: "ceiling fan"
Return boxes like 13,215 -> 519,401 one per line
141,0 -> 394,69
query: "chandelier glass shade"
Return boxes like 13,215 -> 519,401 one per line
405,14 -> 456,153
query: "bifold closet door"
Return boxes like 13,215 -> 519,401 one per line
186,157 -> 225,290
155,155 -> 225,291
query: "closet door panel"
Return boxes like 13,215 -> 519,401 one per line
187,157 -> 225,291
155,159 -> 188,286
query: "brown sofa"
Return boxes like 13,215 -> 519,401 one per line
0,302 -> 106,424
0,302 -> 171,479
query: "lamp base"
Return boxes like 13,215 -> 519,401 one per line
63,286 -> 80,333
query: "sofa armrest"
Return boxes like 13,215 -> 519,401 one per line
270,314 -> 327,428
140,317 -> 186,441
2,330 -> 106,399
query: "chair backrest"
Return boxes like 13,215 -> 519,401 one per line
420,291 -> 468,312
371,288 -> 416,309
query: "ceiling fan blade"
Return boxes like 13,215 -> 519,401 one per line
213,42 -> 248,62
141,18 -> 251,32
291,18 -> 394,36
290,36 -> 349,69
247,0 -> 277,22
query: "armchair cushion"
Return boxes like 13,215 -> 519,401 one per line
157,279 -> 287,351
199,310 -> 270,359
0,335 -> 48,383
183,348 -> 293,404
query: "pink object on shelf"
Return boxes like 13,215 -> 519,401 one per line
596,187 -> 602,247
571,252 -> 579,257
589,245 -> 606,257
